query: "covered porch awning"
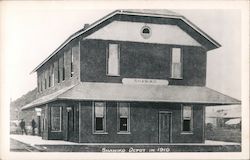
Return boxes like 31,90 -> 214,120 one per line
21,82 -> 240,110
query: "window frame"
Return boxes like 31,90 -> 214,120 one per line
170,48 -> 183,79
50,107 -> 62,132
70,48 -> 74,77
141,26 -> 152,39
106,43 -> 120,77
51,64 -> 54,87
117,102 -> 130,134
92,101 -> 107,134
181,105 -> 193,134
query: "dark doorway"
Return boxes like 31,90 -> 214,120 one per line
159,112 -> 172,143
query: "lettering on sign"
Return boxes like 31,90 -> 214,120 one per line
101,147 -> 171,152
122,78 -> 169,85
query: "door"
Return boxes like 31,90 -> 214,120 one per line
159,112 -> 171,143
66,107 -> 74,141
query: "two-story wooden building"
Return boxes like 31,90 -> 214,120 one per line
21,10 -> 240,143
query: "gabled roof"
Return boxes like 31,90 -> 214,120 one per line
31,9 -> 221,74
21,82 -> 240,110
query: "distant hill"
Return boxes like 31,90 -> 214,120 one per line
10,88 -> 37,120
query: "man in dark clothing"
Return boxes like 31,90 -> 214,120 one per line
20,119 -> 27,135
31,119 -> 36,135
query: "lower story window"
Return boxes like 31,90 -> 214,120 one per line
93,102 -> 106,133
182,105 -> 193,132
119,117 -> 128,131
118,102 -> 130,133
95,117 -> 104,131
51,107 -> 62,132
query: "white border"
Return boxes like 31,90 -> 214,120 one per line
1,1 -> 249,160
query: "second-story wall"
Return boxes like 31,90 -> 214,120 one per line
36,39 -> 80,97
80,39 -> 207,86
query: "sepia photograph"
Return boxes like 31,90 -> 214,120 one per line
0,1 -> 249,160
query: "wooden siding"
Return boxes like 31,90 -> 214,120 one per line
78,101 -> 204,143
36,39 -> 80,98
80,39 -> 207,86
86,21 -> 201,46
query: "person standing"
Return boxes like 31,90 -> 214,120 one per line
31,119 -> 36,135
20,119 -> 27,135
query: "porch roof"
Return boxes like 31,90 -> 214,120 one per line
21,82 -> 240,110
21,85 -> 75,110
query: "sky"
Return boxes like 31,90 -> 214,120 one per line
1,3 -> 242,101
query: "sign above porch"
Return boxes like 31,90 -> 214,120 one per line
122,78 -> 169,85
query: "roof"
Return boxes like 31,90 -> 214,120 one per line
21,82 -> 240,110
21,85 -> 75,110
225,118 -> 241,125
31,9 -> 221,74
208,107 -> 241,118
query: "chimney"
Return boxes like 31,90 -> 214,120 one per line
83,23 -> 90,30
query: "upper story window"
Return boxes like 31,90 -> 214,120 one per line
40,76 -> 43,92
44,77 -> 47,89
117,102 -> 130,133
93,102 -> 106,133
51,64 -> 54,87
182,105 -> 193,133
48,64 -> 54,87
141,26 -> 151,39
70,49 -> 74,77
57,59 -> 60,83
38,77 -> 40,92
107,44 -> 120,76
62,53 -> 65,81
171,48 -> 183,79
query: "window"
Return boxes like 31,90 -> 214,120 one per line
38,77 -> 41,92
93,102 -> 106,133
42,118 -> 45,131
141,26 -> 151,39
70,49 -> 74,77
171,48 -> 183,79
48,65 -> 53,87
107,44 -> 120,76
51,107 -> 62,132
118,103 -> 130,133
44,77 -> 47,89
182,106 -> 193,132
51,64 -> 54,87
40,77 -> 43,92
58,60 -> 60,83
62,54 -> 65,81
48,75 -> 51,87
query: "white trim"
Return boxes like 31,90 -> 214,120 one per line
159,111 -> 172,143
93,132 -> 109,135
117,132 -> 131,135
31,10 -> 220,74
